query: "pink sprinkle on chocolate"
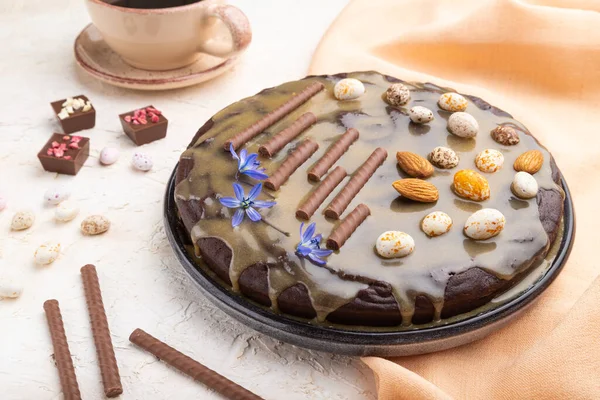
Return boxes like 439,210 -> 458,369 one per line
63,156 -> 72,160
133,120 -> 140,125
52,141 -> 60,148
151,114 -> 159,123
63,136 -> 70,141
69,143 -> 79,149
139,118 -> 147,125
71,136 -> 82,143
124,115 -> 132,123
139,109 -> 147,115
58,143 -> 67,151
146,107 -> 161,115
47,149 -> 54,156
54,149 -> 64,158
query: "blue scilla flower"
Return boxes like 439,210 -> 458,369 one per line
296,222 -> 333,265
219,182 -> 276,227
230,143 -> 268,180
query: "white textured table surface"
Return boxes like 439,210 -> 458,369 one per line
0,1 -> 377,399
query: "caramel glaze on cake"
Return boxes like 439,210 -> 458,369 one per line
174,71 -> 564,328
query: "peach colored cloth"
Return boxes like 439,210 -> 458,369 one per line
309,0 -> 600,398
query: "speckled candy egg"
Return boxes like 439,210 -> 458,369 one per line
453,169 -> 491,201
81,215 -> 110,235
448,112 -> 479,138
464,209 -> 506,240
0,272 -> 23,299
11,210 -> 35,231
375,231 -> 415,258
408,106 -> 434,124
34,242 -> 61,265
44,185 -> 70,205
385,83 -> 411,106
511,172 -> 538,199
333,78 -> 365,101
132,152 -> 153,171
0,195 -> 6,211
438,92 -> 468,112
54,201 -> 80,222
100,147 -> 120,166
429,146 -> 459,169
421,212 -> 453,237
475,149 -> 504,173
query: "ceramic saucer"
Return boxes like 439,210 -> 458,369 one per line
74,24 -> 239,91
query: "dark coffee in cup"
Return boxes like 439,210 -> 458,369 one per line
105,0 -> 202,9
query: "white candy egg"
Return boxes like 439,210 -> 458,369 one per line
54,201 -> 80,222
409,106 -> 434,124
132,152 -> 153,171
511,172 -> 539,199
438,92 -> 468,112
11,210 -> 35,231
34,242 -> 61,265
375,231 -> 415,258
44,185 -> 70,205
421,211 -> 453,237
448,112 -> 479,138
464,209 -> 506,240
475,149 -> 504,173
333,78 -> 365,101
81,215 -> 110,235
0,272 -> 23,299
0,195 -> 6,211
100,147 -> 120,166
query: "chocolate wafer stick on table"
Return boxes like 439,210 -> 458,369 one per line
130,329 -> 263,400
224,82 -> 324,151
43,300 -> 82,400
81,264 -> 123,398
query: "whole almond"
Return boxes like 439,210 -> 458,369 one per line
396,152 -> 434,178
514,150 -> 543,174
392,179 -> 439,203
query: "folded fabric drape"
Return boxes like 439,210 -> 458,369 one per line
310,0 -> 599,398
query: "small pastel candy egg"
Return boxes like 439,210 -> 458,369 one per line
132,152 -> 153,171
385,83 -> 411,107
333,78 -> 365,101
429,146 -> 459,169
375,231 -> 415,258
448,112 -> 479,138
511,171 -> 538,199
0,272 -> 24,299
438,92 -> 468,112
100,147 -> 120,166
81,215 -> 110,235
34,242 -> 61,265
0,195 -> 6,211
54,201 -> 80,222
475,149 -> 504,173
408,106 -> 434,124
11,210 -> 35,231
44,185 -> 70,205
421,211 -> 453,237
464,209 -> 506,240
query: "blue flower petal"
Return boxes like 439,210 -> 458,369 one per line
308,253 -> 326,265
252,200 -> 276,209
241,153 -> 258,170
233,183 -> 245,202
312,233 -> 323,245
248,183 -> 263,201
301,222 -> 316,244
299,223 -> 305,238
229,143 -> 239,161
219,197 -> 241,208
296,245 -> 313,257
238,149 -> 248,166
232,208 -> 245,227
245,207 -> 262,222
311,248 -> 333,257
243,169 -> 269,181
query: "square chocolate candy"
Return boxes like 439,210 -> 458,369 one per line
51,95 -> 96,134
37,133 -> 90,176
119,105 -> 168,146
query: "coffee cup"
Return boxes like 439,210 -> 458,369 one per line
85,0 -> 252,71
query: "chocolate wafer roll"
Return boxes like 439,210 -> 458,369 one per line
224,82 -> 324,151
130,329 -> 263,400
326,204 -> 371,250
307,128 -> 359,181
324,148 -> 388,219
81,265 -> 123,398
258,112 -> 317,157
264,140 -> 319,191
296,166 -> 347,220
43,300 -> 82,400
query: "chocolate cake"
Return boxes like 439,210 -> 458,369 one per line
174,71 -> 564,328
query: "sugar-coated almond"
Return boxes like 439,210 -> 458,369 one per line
11,210 -> 35,231
475,149 -> 504,173
100,147 -> 120,166
334,78 -> 365,101
464,209 -> 506,240
453,170 -> 490,201
81,215 -> 110,235
408,106 -> 434,124
448,112 -> 478,138
132,152 -> 153,171
385,83 -> 411,106
511,172 -> 538,199
421,211 -> 453,237
429,146 -> 459,169
54,201 -> 80,222
438,92 -> 468,112
34,242 -> 61,265
491,126 -> 520,145
44,185 -> 70,205
376,231 -> 415,258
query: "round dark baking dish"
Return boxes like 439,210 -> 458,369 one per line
164,165 -> 575,357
